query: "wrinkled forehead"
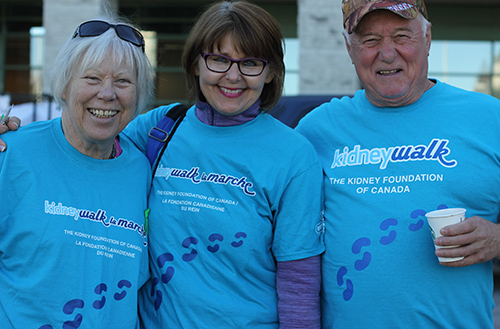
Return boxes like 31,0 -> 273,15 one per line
78,44 -> 136,73
355,9 -> 417,34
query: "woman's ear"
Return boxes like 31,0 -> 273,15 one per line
61,91 -> 68,105
194,58 -> 200,76
265,71 -> 273,84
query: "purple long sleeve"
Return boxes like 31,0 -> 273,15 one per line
276,255 -> 321,329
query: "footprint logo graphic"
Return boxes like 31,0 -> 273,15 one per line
151,252 -> 176,310
63,299 -> 85,315
231,232 -> 247,248
92,283 -> 107,310
409,209 -> 425,232
150,277 -> 162,311
62,299 -> 85,329
63,314 -> 83,329
336,266 -> 353,301
437,204 -> 448,210
150,277 -> 160,297
352,237 -> 371,271
182,237 -> 198,262
149,231 -> 249,313
207,234 -> 224,253
114,280 -> 131,301
153,290 -> 163,311
380,218 -> 398,245
157,253 -> 175,284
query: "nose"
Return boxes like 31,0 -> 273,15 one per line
378,38 -> 397,63
98,79 -> 117,100
225,62 -> 241,82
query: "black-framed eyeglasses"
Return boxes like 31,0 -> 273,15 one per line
200,52 -> 269,76
73,20 -> 145,52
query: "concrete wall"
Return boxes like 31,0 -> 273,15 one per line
298,0 -> 358,95
42,0 -> 118,94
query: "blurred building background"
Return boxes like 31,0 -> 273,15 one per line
1,0 -> 500,116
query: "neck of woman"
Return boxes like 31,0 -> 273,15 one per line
60,115 -> 117,160
195,100 -> 261,127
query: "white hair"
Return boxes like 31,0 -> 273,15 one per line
49,14 -> 155,116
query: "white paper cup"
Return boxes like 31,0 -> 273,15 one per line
425,208 -> 466,262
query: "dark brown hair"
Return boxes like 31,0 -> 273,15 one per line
182,0 -> 285,111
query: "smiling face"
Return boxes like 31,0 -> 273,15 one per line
195,33 -> 273,116
61,55 -> 137,158
346,10 -> 432,107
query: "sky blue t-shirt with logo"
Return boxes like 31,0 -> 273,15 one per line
0,118 -> 150,329
295,80 -> 500,329
123,105 -> 325,328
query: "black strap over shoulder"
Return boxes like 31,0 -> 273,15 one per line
146,104 -> 188,178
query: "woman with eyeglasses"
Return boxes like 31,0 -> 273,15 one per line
0,14 -> 153,329
122,1 -> 324,328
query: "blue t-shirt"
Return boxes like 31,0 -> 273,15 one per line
123,105 -> 325,328
295,80 -> 500,329
0,118 -> 150,329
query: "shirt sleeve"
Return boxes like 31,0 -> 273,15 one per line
272,151 -> 325,261
121,104 -> 179,155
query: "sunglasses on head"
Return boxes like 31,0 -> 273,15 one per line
72,20 -> 145,52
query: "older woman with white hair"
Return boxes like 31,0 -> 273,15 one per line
0,14 -> 154,329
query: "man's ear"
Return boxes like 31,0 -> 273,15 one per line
425,23 -> 432,56
343,32 -> 354,64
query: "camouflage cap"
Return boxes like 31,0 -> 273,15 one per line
343,0 -> 428,34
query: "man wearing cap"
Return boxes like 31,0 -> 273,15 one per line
296,0 -> 500,327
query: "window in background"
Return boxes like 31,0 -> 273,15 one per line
154,38 -> 187,106
30,27 -> 44,97
283,38 -> 300,96
284,39 -> 500,100
4,32 -> 31,102
428,40 -> 500,98
493,42 -> 500,99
